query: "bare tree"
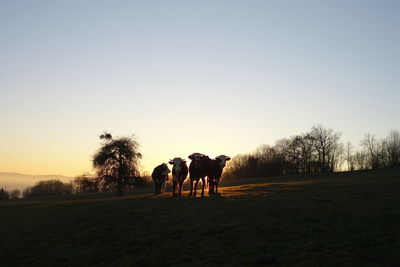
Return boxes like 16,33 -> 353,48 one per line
329,141 -> 344,171
9,189 -> 21,199
345,141 -> 355,171
0,188 -> 9,200
287,136 -> 303,174
224,154 -> 252,178
361,133 -> 379,169
299,134 -> 314,173
309,125 -> 342,172
74,174 -> 99,194
385,130 -> 400,167
354,151 -> 367,170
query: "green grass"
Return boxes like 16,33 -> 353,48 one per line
1,168 -> 400,266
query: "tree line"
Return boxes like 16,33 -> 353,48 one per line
0,176 -> 153,200
0,188 -> 21,200
224,125 -> 400,179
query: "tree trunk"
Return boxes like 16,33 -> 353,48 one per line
117,153 -> 123,196
117,175 -> 123,196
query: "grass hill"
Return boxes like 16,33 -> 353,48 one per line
1,168 -> 400,266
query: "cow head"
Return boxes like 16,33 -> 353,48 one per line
215,155 -> 231,168
188,152 -> 204,162
161,163 -> 171,175
169,157 -> 186,166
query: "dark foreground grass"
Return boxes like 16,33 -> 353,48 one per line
1,169 -> 400,266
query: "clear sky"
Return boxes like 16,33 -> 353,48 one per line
1,0 -> 399,176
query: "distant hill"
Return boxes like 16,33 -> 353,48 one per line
0,172 -> 74,191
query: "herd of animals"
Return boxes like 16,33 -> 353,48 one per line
151,152 -> 231,196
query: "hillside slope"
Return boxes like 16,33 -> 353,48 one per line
1,168 -> 400,266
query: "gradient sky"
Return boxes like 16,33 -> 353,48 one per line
1,0 -> 399,176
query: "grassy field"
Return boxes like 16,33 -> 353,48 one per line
1,168 -> 400,266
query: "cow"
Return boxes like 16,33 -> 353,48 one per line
151,163 -> 170,194
188,153 -> 212,197
208,155 -> 231,194
168,157 -> 189,196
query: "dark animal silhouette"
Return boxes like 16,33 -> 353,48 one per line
188,153 -> 212,197
151,163 -> 170,194
208,155 -> 231,194
168,157 -> 188,196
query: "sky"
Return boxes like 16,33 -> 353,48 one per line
1,0 -> 399,177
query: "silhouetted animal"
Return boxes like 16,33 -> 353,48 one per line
151,163 -> 170,194
208,155 -> 231,194
169,157 -> 188,196
188,153 -> 212,197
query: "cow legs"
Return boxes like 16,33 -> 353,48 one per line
178,181 -> 183,195
155,182 -> 161,194
201,177 -> 205,196
189,179 -> 194,197
193,180 -> 199,197
208,180 -> 214,194
215,179 -> 220,194
172,180 -> 177,195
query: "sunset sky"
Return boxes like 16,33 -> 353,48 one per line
1,0 -> 399,177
